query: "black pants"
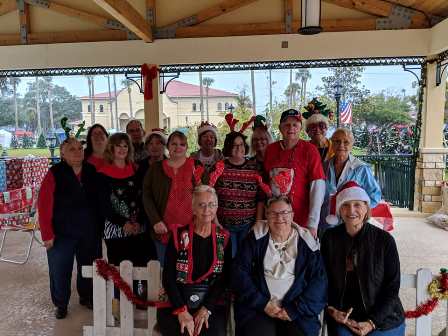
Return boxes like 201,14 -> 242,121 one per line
105,232 -> 155,267
157,307 -> 227,336
241,312 -> 305,336
46,235 -> 101,309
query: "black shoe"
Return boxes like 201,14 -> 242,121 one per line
79,297 -> 93,310
55,307 -> 67,319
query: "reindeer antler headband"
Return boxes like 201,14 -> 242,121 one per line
225,113 -> 256,134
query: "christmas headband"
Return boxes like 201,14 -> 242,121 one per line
225,113 -> 255,134
61,117 -> 86,140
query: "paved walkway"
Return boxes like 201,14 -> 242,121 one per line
0,215 -> 447,336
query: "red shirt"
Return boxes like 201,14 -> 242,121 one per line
97,162 -> 136,179
87,155 -> 106,171
264,140 -> 325,227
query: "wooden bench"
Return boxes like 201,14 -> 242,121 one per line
83,262 -> 447,336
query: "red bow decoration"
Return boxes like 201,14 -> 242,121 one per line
273,171 -> 292,195
193,165 -> 205,186
141,64 -> 159,100
225,113 -> 239,132
209,160 -> 225,187
255,175 -> 272,198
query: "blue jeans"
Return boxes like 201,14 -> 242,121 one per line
227,224 -> 250,258
335,322 -> 405,336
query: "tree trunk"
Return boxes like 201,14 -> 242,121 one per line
199,72 -> 204,121
35,77 -> 42,135
289,69 -> 293,108
107,75 -> 114,129
91,77 -> 96,124
205,87 -> 210,121
268,69 -> 272,129
13,80 -> 18,130
48,82 -> 54,130
127,83 -> 133,118
251,70 -> 256,115
113,75 -> 119,130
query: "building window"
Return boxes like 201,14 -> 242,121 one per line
217,102 -> 222,111
87,104 -> 91,113
99,104 -> 104,113
225,102 -> 229,110
192,103 -> 197,111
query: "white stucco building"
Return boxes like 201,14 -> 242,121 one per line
80,80 -> 238,131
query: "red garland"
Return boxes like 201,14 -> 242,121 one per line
95,259 -> 169,308
405,298 -> 439,318
141,64 -> 159,100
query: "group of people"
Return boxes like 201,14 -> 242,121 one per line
38,99 -> 405,336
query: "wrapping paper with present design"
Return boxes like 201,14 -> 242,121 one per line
0,187 -> 34,214
4,158 -> 24,190
23,157 -> 48,188
0,160 -> 6,192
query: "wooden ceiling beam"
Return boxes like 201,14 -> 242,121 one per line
18,0 -> 30,44
160,0 -> 258,30
284,0 -> 294,33
146,0 -> 155,27
324,0 -> 430,27
0,30 -> 128,46
0,0 -> 16,16
175,17 -> 427,38
92,0 -> 152,42
43,1 -> 110,27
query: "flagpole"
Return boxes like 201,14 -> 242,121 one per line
334,83 -> 342,129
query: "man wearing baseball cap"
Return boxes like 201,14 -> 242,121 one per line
264,109 -> 326,238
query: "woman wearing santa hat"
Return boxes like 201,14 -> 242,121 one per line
321,181 -> 405,336
302,98 -> 334,162
191,122 -> 224,173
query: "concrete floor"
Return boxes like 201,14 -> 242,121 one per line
0,215 -> 447,336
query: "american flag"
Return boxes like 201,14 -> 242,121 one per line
340,101 -> 352,124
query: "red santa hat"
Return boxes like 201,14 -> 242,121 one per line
197,121 -> 218,139
326,181 -> 371,225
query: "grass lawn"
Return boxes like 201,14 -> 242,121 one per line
4,148 -> 60,158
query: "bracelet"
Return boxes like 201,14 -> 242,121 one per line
367,319 -> 376,330
172,305 -> 187,315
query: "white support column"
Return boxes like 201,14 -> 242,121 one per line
415,60 -> 448,213
143,64 -> 160,131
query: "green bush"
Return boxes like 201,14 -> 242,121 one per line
22,135 -> 34,149
37,133 -> 46,148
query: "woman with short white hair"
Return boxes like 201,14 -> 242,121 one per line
232,196 -> 327,336
157,185 -> 232,336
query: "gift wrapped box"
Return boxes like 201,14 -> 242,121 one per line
0,187 -> 34,214
23,157 -> 48,188
5,158 -> 24,190
0,160 -> 6,192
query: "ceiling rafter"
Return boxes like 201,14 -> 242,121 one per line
18,0 -> 30,44
146,0 -> 155,27
0,0 -> 16,16
324,0 -> 429,27
159,0 -> 259,32
284,0 -> 293,33
92,0 -> 152,42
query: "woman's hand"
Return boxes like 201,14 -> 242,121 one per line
123,222 -> 136,235
154,221 -> 168,235
132,222 -> 141,234
327,306 -> 350,324
275,308 -> 292,321
193,307 -> 210,335
44,239 -> 54,250
264,300 -> 282,318
347,321 -> 374,336
177,310 -> 195,336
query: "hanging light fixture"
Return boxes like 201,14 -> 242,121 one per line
299,0 -> 322,35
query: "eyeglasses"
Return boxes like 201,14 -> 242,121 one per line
267,210 -> 293,218
197,202 -> 218,210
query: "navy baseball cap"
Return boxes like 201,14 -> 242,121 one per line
280,109 -> 302,123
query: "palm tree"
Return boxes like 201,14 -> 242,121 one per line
202,77 -> 214,121
43,77 -> 54,130
9,77 -> 21,130
35,77 -> 42,136
250,70 -> 256,115
122,78 -> 134,118
296,69 -> 311,107
86,76 -> 96,124
284,83 -> 301,108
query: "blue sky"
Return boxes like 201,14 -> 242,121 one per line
16,65 -> 420,112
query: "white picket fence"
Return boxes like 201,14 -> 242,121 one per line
82,262 -> 447,336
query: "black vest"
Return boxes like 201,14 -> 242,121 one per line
51,161 -> 100,239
